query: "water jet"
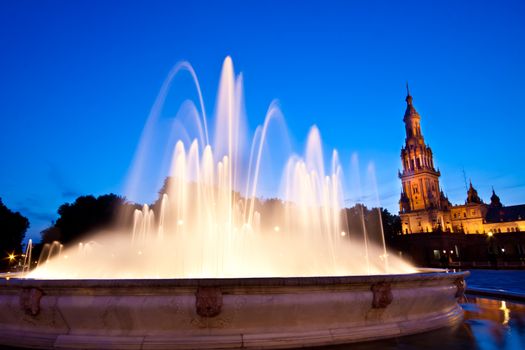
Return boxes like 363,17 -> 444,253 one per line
0,57 -> 467,349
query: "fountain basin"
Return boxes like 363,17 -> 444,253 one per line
0,270 -> 467,349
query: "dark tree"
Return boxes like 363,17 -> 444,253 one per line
343,204 -> 401,247
344,204 -> 370,235
380,208 -> 402,244
158,177 -> 173,197
41,194 -> 132,245
0,198 -> 29,270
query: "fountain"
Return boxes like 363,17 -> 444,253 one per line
0,57 -> 467,349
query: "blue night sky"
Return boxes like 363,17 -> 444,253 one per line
1,0 -> 524,242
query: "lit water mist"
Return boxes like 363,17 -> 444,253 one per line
28,57 -> 415,279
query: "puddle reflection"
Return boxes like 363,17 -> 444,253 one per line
463,296 -> 525,350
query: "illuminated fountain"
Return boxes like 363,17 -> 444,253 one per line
27,56 -> 413,280
0,57 -> 467,349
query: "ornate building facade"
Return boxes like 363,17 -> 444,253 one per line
398,87 -> 525,234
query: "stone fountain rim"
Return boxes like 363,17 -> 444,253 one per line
0,269 -> 468,289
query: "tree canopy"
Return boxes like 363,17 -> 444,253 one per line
0,198 -> 29,269
345,204 -> 401,245
41,194 -> 135,244
39,181 -> 402,250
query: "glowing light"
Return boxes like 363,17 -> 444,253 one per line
177,220 -> 184,226
7,253 -> 16,262
274,226 -> 280,232
499,301 -> 510,326
450,250 -> 453,254
341,231 -> 346,236
487,232 -> 493,237
442,250 -> 446,254
501,248 -> 505,253
138,251 -> 143,255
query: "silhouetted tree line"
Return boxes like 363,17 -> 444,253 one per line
32,178 -> 401,249
344,204 -> 401,245
41,194 -> 139,244
38,191 -> 401,248
154,177 -> 401,237
0,198 -> 29,270
0,186 -> 400,272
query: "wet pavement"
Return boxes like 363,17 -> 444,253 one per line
466,269 -> 525,295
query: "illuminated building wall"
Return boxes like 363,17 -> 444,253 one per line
398,87 -> 525,234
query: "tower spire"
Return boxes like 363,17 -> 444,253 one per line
405,82 -> 413,105
490,186 -> 502,208
398,85 -> 443,233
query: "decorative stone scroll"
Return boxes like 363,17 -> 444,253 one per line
195,287 -> 223,317
371,282 -> 393,309
454,278 -> 466,299
19,287 -> 44,316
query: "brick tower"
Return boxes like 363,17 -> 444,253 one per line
399,85 -> 451,233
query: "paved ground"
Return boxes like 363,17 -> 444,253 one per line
465,269 -> 525,295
